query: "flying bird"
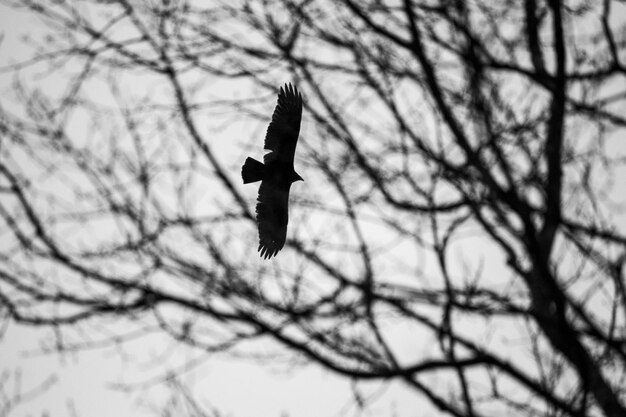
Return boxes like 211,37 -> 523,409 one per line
242,83 -> 304,259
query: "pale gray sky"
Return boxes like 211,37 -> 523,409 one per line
2,2 -> 623,417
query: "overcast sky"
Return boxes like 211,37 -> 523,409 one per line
2,2 -> 624,417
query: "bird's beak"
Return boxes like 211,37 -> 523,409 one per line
296,173 -> 304,182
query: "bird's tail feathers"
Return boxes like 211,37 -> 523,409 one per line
242,157 -> 265,184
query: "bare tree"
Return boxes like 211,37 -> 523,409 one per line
1,0 -> 625,416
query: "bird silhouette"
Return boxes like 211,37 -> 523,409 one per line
242,83 -> 303,259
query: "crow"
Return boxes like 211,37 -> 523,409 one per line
242,83 -> 304,259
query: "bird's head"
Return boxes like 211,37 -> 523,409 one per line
292,171 -> 304,183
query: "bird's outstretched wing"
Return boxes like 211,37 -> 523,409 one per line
256,181 -> 289,259
264,83 -> 303,164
